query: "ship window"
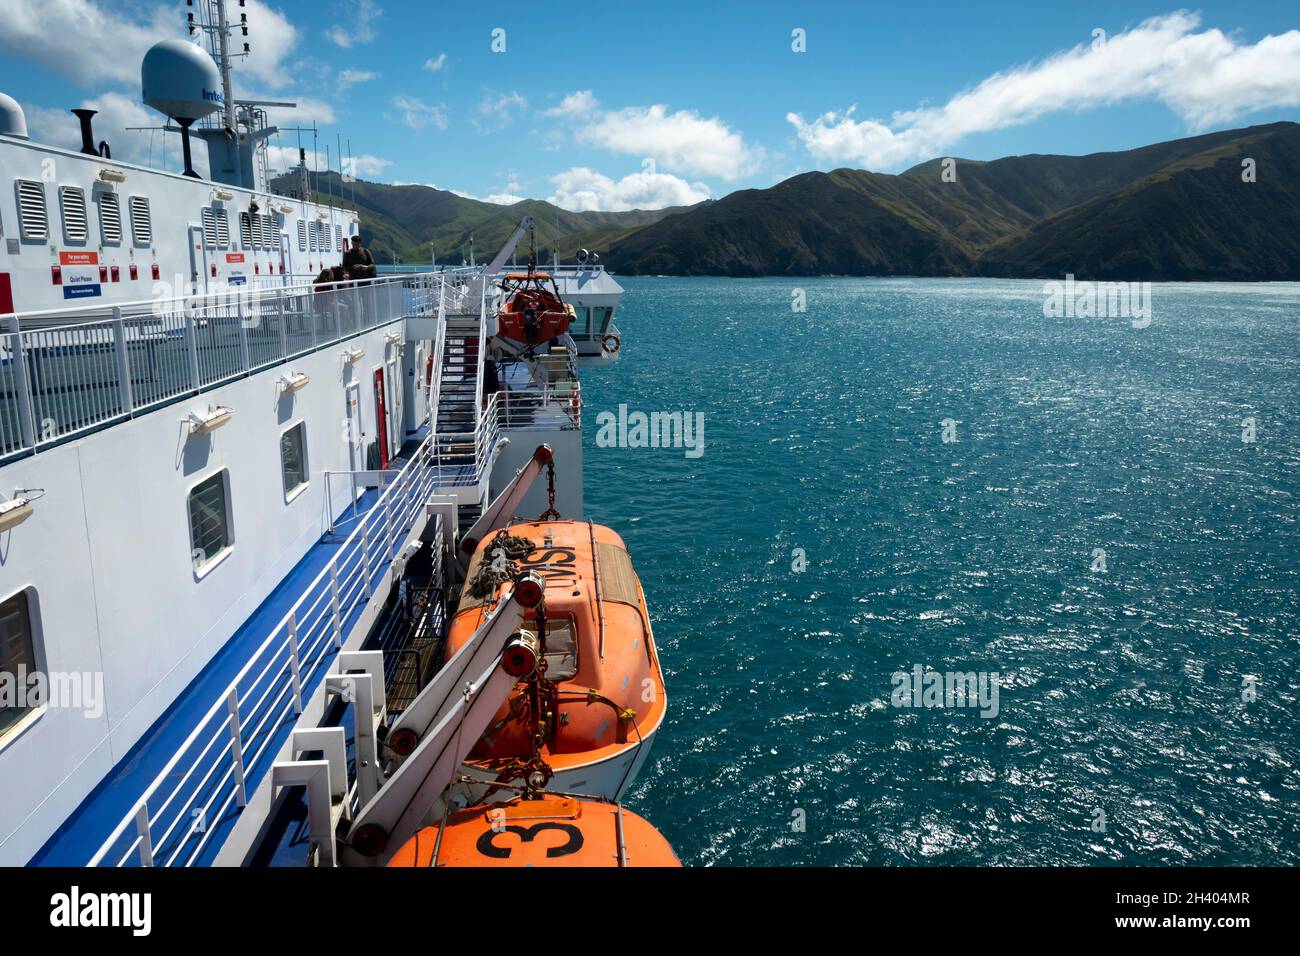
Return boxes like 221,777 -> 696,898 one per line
297,220 -> 307,252
97,191 -> 122,244
570,307 -> 591,336
128,195 -> 152,246
216,209 -> 230,248
201,206 -> 217,248
15,180 -> 48,241
280,422 -> 308,498
543,616 -> 578,681
591,307 -> 614,334
0,590 -> 39,740
59,186 -> 88,244
188,471 -> 233,573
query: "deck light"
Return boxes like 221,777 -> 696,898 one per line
186,404 -> 232,436
342,347 -> 364,364
279,372 -> 310,394
97,168 -> 126,184
0,494 -> 35,532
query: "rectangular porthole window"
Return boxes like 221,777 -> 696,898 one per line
280,422 -> 308,499
188,471 -> 233,574
0,590 -> 40,741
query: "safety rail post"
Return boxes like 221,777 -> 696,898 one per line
110,307 -> 134,417
184,306 -> 202,390
359,524 -> 373,598
236,289 -> 251,372
288,613 -> 303,714
329,561 -> 343,649
134,804 -> 155,867
6,320 -> 38,450
277,289 -> 288,358
226,690 -> 248,808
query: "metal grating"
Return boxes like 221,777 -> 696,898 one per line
16,180 -> 48,241
216,209 -> 229,247
201,206 -> 217,248
98,191 -> 122,244
129,195 -> 152,245
59,187 -> 88,244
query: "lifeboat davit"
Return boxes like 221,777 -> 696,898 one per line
496,273 -> 576,344
446,520 -> 667,801
388,794 -> 681,867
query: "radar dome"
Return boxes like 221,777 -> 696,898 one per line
0,92 -> 28,139
141,39 -> 223,122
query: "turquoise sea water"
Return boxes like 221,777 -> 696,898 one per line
580,277 -> 1300,866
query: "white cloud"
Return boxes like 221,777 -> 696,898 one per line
548,166 -> 710,212
337,69 -> 380,91
788,12 -> 1300,170
423,53 -> 448,72
325,0 -> 382,48
0,0 -> 300,91
24,91 -> 210,176
265,145 -> 391,179
543,90 -> 759,180
389,95 -> 448,130
475,91 -> 527,131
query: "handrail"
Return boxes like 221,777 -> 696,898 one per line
0,272 -> 448,461
87,429 -> 443,867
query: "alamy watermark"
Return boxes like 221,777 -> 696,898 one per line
891,664 -> 1001,718
1043,274 -> 1151,329
0,665 -> 105,720
594,404 -> 705,459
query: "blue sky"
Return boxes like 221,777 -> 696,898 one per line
2,1 -> 1298,210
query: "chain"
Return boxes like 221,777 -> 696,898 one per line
539,460 -> 561,521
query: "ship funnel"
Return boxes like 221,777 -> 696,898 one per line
72,109 -> 98,156
141,38 -> 223,179
0,93 -> 28,140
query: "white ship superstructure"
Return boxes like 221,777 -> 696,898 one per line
0,3 -> 655,868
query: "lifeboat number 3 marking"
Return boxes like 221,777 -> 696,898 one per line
475,822 -> 585,859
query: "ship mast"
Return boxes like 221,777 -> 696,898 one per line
212,0 -> 237,133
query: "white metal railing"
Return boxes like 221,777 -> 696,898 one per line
87,430 -> 443,867
0,273 -> 442,461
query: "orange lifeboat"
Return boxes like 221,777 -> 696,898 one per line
496,273 -> 576,345
446,520 -> 667,800
388,794 -> 681,867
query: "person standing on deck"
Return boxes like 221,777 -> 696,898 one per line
343,235 -> 377,324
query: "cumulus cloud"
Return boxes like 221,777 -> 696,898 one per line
337,69 -> 380,91
389,95 -> 448,130
474,91 -> 528,131
326,0 -> 382,49
788,12 -> 1300,170
23,91 -> 215,177
548,166 -> 710,212
543,91 -> 759,180
265,145 -> 391,179
1,0 -> 301,92
423,53 -> 448,72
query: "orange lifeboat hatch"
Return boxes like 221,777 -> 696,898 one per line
388,795 -> 681,867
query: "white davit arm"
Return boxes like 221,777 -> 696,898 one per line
340,580 -> 539,867
468,215 -> 534,300
456,443 -> 553,572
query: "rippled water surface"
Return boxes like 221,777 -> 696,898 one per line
580,277 -> 1300,866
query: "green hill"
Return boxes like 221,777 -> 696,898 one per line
602,122 -> 1300,281
271,171 -> 695,266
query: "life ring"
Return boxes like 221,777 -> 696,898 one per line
601,332 -> 621,354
